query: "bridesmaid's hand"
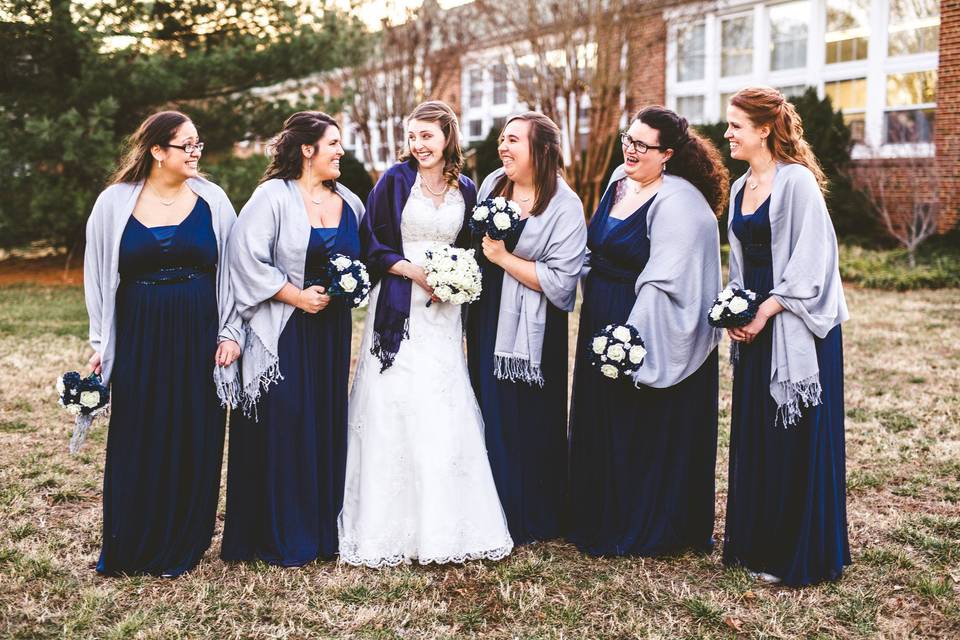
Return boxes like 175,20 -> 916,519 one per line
215,340 -> 241,367
297,285 -> 331,314
481,236 -> 508,265
88,351 -> 102,376
730,314 -> 769,344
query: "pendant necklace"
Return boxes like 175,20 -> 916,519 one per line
148,181 -> 184,206
419,172 -> 448,196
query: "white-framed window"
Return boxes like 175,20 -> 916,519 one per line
884,70 -> 936,143
677,22 -> 706,82
676,95 -> 706,123
825,0 -> 870,64
777,84 -> 808,99
492,116 -> 507,133
769,1 -> 808,71
825,78 -> 867,141
468,68 -> 483,108
721,14 -> 753,77
468,119 -> 483,139
887,0 -> 939,56
492,64 -> 508,105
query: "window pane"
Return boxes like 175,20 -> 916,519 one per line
492,64 -> 508,105
469,120 -> 483,138
469,69 -> 483,108
888,0 -> 940,56
885,109 -> 935,143
721,15 -> 753,77
886,70 -> 937,106
770,2 -> 808,71
676,96 -> 705,123
677,22 -> 706,82
825,79 -> 867,142
777,84 -> 807,99
721,92 -> 736,114
825,0 -> 869,63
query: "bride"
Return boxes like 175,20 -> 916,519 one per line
338,101 -> 513,566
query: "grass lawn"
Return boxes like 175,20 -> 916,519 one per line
0,283 -> 958,639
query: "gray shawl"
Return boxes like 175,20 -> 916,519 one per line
727,163 -> 848,426
83,177 -> 245,405
477,168 -> 587,386
598,166 -> 722,388
228,179 -> 365,416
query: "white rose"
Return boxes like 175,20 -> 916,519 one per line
66,403 -> 82,416
56,376 -> 65,395
606,344 -> 626,362
592,336 -> 608,354
492,212 -> 512,230
728,297 -> 749,314
611,326 -> 632,343
79,390 -> 101,409
450,292 -> 467,305
360,269 -> 370,283
434,285 -> 452,300
493,196 -> 507,209
333,256 -> 352,270
426,274 -> 440,287
718,289 -> 734,301
472,206 -> 489,220
600,364 -> 619,379
507,200 -> 521,215
629,345 -> 647,364
339,274 -> 358,293
710,305 -> 723,321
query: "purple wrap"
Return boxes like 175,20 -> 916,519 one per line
360,159 -> 477,371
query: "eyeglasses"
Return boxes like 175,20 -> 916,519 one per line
163,142 -> 205,154
619,132 -> 665,154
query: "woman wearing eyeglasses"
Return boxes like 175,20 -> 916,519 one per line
84,111 -> 243,576
567,106 -> 728,557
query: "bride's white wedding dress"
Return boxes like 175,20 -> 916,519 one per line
338,176 -> 514,567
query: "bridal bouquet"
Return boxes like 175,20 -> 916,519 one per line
469,196 -> 522,240
589,324 -> 646,381
707,288 -> 761,328
423,245 -> 482,307
56,371 -> 109,453
324,254 -> 371,308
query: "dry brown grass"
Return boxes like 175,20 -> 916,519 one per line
1,284 -> 958,639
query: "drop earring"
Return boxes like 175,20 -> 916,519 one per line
158,159 -> 163,169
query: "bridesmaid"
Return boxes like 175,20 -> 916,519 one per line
721,87 -> 850,586
222,111 -> 365,566
83,111 -> 243,577
567,106 -> 728,556
466,112 -> 587,545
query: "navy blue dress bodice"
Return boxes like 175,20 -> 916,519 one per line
223,202 -> 360,566
99,196 -> 224,577
723,186 -> 850,586
568,180 -> 719,557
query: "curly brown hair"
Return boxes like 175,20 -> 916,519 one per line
260,111 -> 340,191
634,106 -> 730,218
398,100 -> 464,188
730,86 -> 827,191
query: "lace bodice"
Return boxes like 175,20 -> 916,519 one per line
400,175 -> 465,245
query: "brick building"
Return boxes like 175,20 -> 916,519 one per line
340,0 -> 957,231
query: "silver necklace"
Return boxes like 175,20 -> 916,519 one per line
419,172 -> 448,196
629,176 -> 660,194
147,180 -> 184,206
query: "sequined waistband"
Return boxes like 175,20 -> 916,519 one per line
126,265 -> 215,285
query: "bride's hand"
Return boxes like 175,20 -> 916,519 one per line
398,261 -> 434,296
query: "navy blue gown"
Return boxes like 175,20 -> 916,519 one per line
98,197 -> 224,577
567,185 -> 719,556
222,204 -> 358,566
466,219 -> 569,545
722,188 -> 850,586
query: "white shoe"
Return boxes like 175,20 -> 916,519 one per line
748,570 -> 782,584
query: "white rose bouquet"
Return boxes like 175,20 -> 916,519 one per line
422,244 -> 482,307
56,371 -> 109,453
588,324 -> 646,381
468,196 -> 522,240
706,287 -> 761,328
314,253 -> 371,308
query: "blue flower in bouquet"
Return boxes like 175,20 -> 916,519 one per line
321,254 -> 371,308
588,324 -> 646,380
707,288 -> 762,328
469,196 -> 522,240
